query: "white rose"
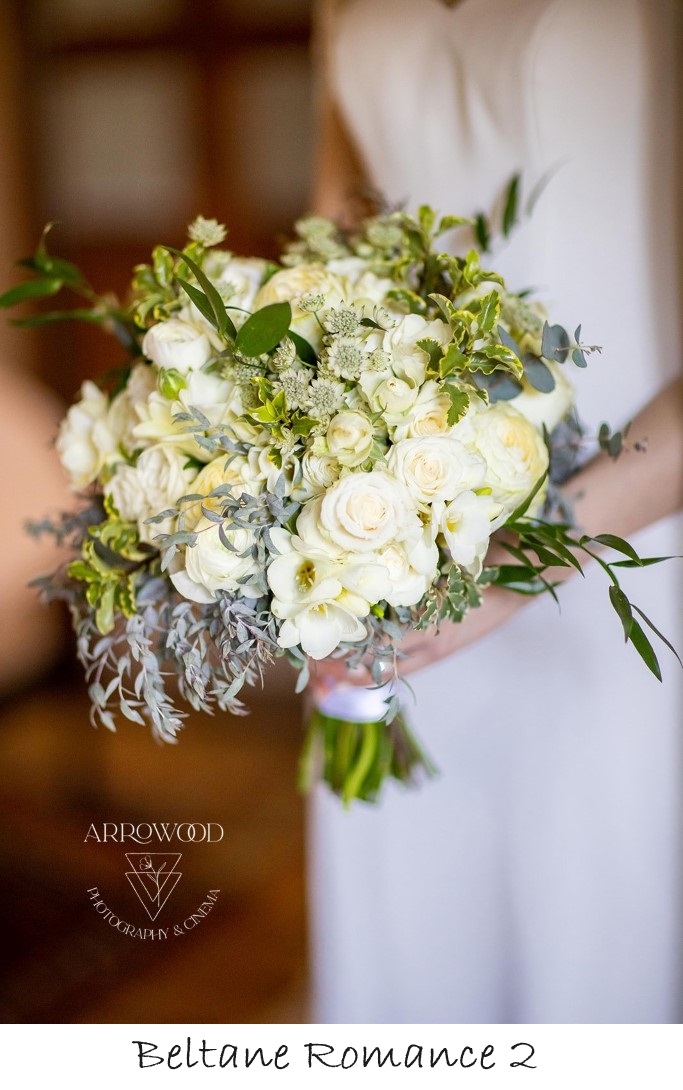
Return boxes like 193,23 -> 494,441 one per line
319,470 -> 421,554
142,317 -> 214,374
292,447 -> 341,501
56,380 -> 119,489
510,361 -> 574,433
170,518 -> 258,603
327,257 -> 395,307
295,496 -> 346,561
326,411 -> 375,467
203,254 -> 266,317
388,435 -> 486,507
359,372 -> 419,418
439,490 -> 500,578
469,402 -> 549,515
390,379 -> 453,441
383,314 -> 451,385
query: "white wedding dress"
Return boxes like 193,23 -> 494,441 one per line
309,0 -> 683,1023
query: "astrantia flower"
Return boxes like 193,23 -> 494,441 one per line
276,367 -> 311,411
306,376 -> 346,420
323,337 -> 367,381
187,215 -> 227,246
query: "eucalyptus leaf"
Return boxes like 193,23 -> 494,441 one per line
541,321 -> 570,363
523,354 -> 556,392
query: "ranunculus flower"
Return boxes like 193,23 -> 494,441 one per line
170,519 -> 258,603
105,444 -> 198,545
388,435 -> 486,507
142,317 -> 214,374
56,380 -> 119,489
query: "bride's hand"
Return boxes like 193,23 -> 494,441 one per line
393,584 -> 525,676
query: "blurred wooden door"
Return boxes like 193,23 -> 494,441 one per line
9,0 -> 314,398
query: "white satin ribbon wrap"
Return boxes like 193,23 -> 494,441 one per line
315,681 -> 397,723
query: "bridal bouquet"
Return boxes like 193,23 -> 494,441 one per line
4,207 -> 676,803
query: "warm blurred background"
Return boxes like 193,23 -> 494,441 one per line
0,0 -> 316,1024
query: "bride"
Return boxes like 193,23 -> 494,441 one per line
307,0 -> 683,1022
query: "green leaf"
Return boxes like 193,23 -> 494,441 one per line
586,533 -> 643,564
445,386 -> 470,426
473,213 -> 490,253
0,277 -> 63,308
475,371 -> 523,402
474,290 -> 500,333
631,604 -> 683,669
572,347 -> 588,368
10,307 -> 106,327
502,173 -> 521,236
609,584 -> 633,641
236,302 -> 292,357
437,213 -> 472,235
497,324 -> 524,362
506,470 -> 548,523
611,555 -> 679,569
628,618 -> 662,681
288,329 -> 317,365
165,246 -> 236,339
523,354 -> 556,392
176,275 -> 217,328
439,343 -> 467,378
417,337 -> 444,373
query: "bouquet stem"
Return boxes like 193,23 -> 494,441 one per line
299,685 -> 437,805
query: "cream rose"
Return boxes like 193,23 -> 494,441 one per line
388,436 -> 486,507
292,448 -> 341,500
170,518 -> 258,603
469,402 -> 549,514
319,470 -> 421,554
326,410 -> 375,467
142,317 -> 214,374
